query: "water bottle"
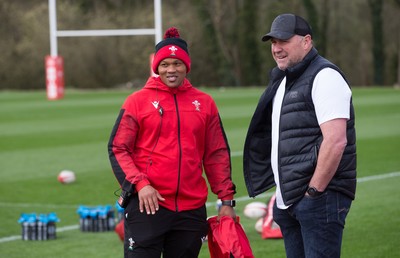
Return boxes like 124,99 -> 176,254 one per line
98,206 -> 108,232
77,206 -> 91,232
47,212 -> 59,239
37,219 -> 43,241
89,208 -> 99,232
37,214 -> 48,241
27,215 -> 37,240
42,217 -> 48,241
106,206 -> 115,231
77,206 -> 86,231
18,214 -> 29,241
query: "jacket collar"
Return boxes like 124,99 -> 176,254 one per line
144,76 -> 193,94
285,47 -> 319,83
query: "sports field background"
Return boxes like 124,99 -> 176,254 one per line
0,87 -> 399,257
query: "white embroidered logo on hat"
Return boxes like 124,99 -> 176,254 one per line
169,46 -> 178,56
192,100 -> 201,111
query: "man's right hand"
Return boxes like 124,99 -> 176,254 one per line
138,185 -> 165,215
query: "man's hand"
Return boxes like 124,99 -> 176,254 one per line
218,205 -> 236,221
138,185 -> 165,215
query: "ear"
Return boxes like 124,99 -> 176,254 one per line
303,34 -> 313,49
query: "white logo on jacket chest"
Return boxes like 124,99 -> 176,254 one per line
151,101 -> 159,109
192,100 -> 201,111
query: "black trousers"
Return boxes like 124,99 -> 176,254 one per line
123,195 -> 208,258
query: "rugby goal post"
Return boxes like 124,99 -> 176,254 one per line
46,0 -> 162,100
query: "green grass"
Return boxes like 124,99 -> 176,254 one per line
0,87 -> 399,257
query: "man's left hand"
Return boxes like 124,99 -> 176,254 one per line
218,205 -> 236,221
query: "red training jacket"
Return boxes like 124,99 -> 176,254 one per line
108,76 -> 236,212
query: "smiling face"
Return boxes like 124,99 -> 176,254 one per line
157,58 -> 187,88
270,34 -> 312,70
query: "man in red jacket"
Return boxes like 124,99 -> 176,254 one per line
108,27 -> 236,258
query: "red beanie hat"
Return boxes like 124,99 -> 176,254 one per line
152,27 -> 191,74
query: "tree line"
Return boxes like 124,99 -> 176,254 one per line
0,0 -> 399,90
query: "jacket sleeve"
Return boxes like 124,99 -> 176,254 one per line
107,100 -> 150,188
203,100 -> 236,200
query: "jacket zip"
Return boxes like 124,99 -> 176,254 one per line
173,94 -> 182,212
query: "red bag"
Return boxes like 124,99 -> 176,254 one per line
207,216 -> 255,258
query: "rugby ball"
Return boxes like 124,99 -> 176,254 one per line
255,217 -> 263,233
243,201 -> 267,219
57,170 -> 76,184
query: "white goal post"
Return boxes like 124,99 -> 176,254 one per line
46,0 -> 162,100
48,0 -> 163,56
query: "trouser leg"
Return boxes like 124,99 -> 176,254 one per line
163,206 -> 208,258
274,191 -> 352,258
124,195 -> 208,258
273,202 -> 305,258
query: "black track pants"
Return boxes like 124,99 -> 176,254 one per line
123,195 -> 208,258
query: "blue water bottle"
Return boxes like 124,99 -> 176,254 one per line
98,206 -> 107,232
106,205 -> 115,231
89,208 -> 99,232
47,212 -> 59,239
18,214 -> 29,241
77,205 -> 86,231
27,214 -> 37,240
37,214 -> 48,241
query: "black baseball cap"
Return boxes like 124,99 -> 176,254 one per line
262,14 -> 312,41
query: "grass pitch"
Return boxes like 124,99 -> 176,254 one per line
0,87 -> 399,257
